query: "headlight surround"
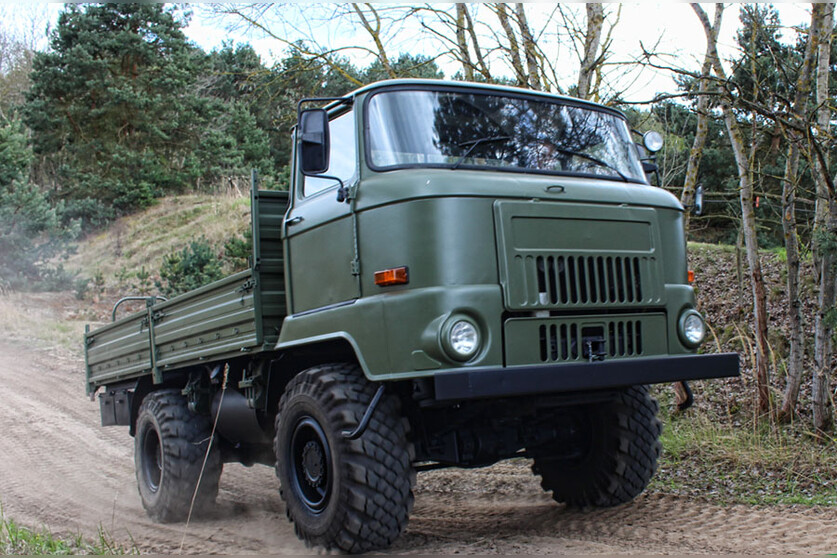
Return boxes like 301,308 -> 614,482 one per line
441,317 -> 481,361
678,309 -> 706,348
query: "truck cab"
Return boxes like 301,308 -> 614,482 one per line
283,79 -> 735,392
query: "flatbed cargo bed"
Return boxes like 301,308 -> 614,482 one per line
85,188 -> 289,393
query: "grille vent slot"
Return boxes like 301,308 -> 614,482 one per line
534,255 -> 643,305
538,319 -> 643,363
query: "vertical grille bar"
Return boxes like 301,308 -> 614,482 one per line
587,257 -> 598,303
533,318 -> 648,362
524,253 -> 649,308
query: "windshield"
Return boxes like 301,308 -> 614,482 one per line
366,89 -> 646,183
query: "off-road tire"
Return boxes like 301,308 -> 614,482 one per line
274,363 -> 414,553
532,385 -> 661,508
134,389 -> 222,522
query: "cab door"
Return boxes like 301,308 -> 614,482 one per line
284,108 -> 359,314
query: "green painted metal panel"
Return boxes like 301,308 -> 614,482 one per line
86,272 -> 259,387
86,309 -> 153,386
284,193 -> 357,313
494,200 -> 665,312
504,313 -> 668,366
152,274 -> 259,369
252,188 -> 289,346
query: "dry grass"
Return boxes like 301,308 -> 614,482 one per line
650,400 -> 837,506
64,192 -> 251,290
0,291 -> 92,359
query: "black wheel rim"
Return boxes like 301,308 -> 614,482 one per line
289,416 -> 332,514
141,424 -> 163,493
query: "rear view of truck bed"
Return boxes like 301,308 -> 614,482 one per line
85,188 -> 289,394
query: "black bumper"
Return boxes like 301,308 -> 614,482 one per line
433,352 -> 740,402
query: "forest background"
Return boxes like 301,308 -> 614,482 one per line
1,3 -> 837,452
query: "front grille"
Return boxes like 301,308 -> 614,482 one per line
538,319 -> 643,363
531,254 -> 647,306
503,313 -> 666,366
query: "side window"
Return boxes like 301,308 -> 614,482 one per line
304,109 -> 356,197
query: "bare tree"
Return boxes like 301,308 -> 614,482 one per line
411,4 -> 492,82
693,2 -> 771,415
778,3 -> 825,421
491,3 -> 533,88
577,3 -> 604,100
351,3 -> 396,78
680,19 -> 720,234
811,3 -> 836,434
454,4 -> 474,81
0,5 -> 48,120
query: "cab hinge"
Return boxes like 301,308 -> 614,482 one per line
351,259 -> 361,276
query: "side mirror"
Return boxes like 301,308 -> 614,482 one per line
299,108 -> 330,174
693,184 -> 704,216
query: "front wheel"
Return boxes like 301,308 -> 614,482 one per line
532,385 -> 661,508
134,389 -> 222,522
275,363 -> 414,553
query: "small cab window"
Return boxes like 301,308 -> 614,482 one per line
304,109 -> 356,196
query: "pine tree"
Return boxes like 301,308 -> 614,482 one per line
23,4 -> 271,220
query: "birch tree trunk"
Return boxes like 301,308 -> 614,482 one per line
515,4 -> 541,90
779,4 -> 822,420
455,4 -> 474,81
779,141 -> 805,420
494,4 -> 527,86
577,3 -> 604,100
681,56 -> 715,232
692,2 -> 772,415
811,2 -> 835,434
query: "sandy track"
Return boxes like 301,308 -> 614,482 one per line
0,342 -> 835,554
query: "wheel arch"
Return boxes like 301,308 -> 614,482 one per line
266,335 -> 368,412
129,371 -> 191,436
276,333 -> 371,377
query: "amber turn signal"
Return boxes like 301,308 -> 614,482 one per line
374,266 -> 409,286
687,270 -> 695,284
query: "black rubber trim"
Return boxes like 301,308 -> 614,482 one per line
433,352 -> 739,402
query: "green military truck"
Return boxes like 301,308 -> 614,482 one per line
85,79 -> 739,553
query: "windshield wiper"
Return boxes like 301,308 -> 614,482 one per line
452,135 -> 511,169
552,147 -> 629,182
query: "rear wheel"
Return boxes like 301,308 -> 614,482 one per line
135,389 -> 222,522
275,363 -> 414,553
532,385 -> 661,508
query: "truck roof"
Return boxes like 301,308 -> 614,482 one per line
344,78 -> 625,118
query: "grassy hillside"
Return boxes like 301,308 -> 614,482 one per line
64,192 -> 251,292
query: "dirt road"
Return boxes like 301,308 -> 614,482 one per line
1,341 -> 835,554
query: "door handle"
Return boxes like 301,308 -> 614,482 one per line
286,216 -> 304,226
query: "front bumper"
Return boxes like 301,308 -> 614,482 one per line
433,352 -> 739,401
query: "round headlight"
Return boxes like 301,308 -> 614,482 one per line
643,130 -> 664,153
447,320 -> 480,360
679,310 -> 706,347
